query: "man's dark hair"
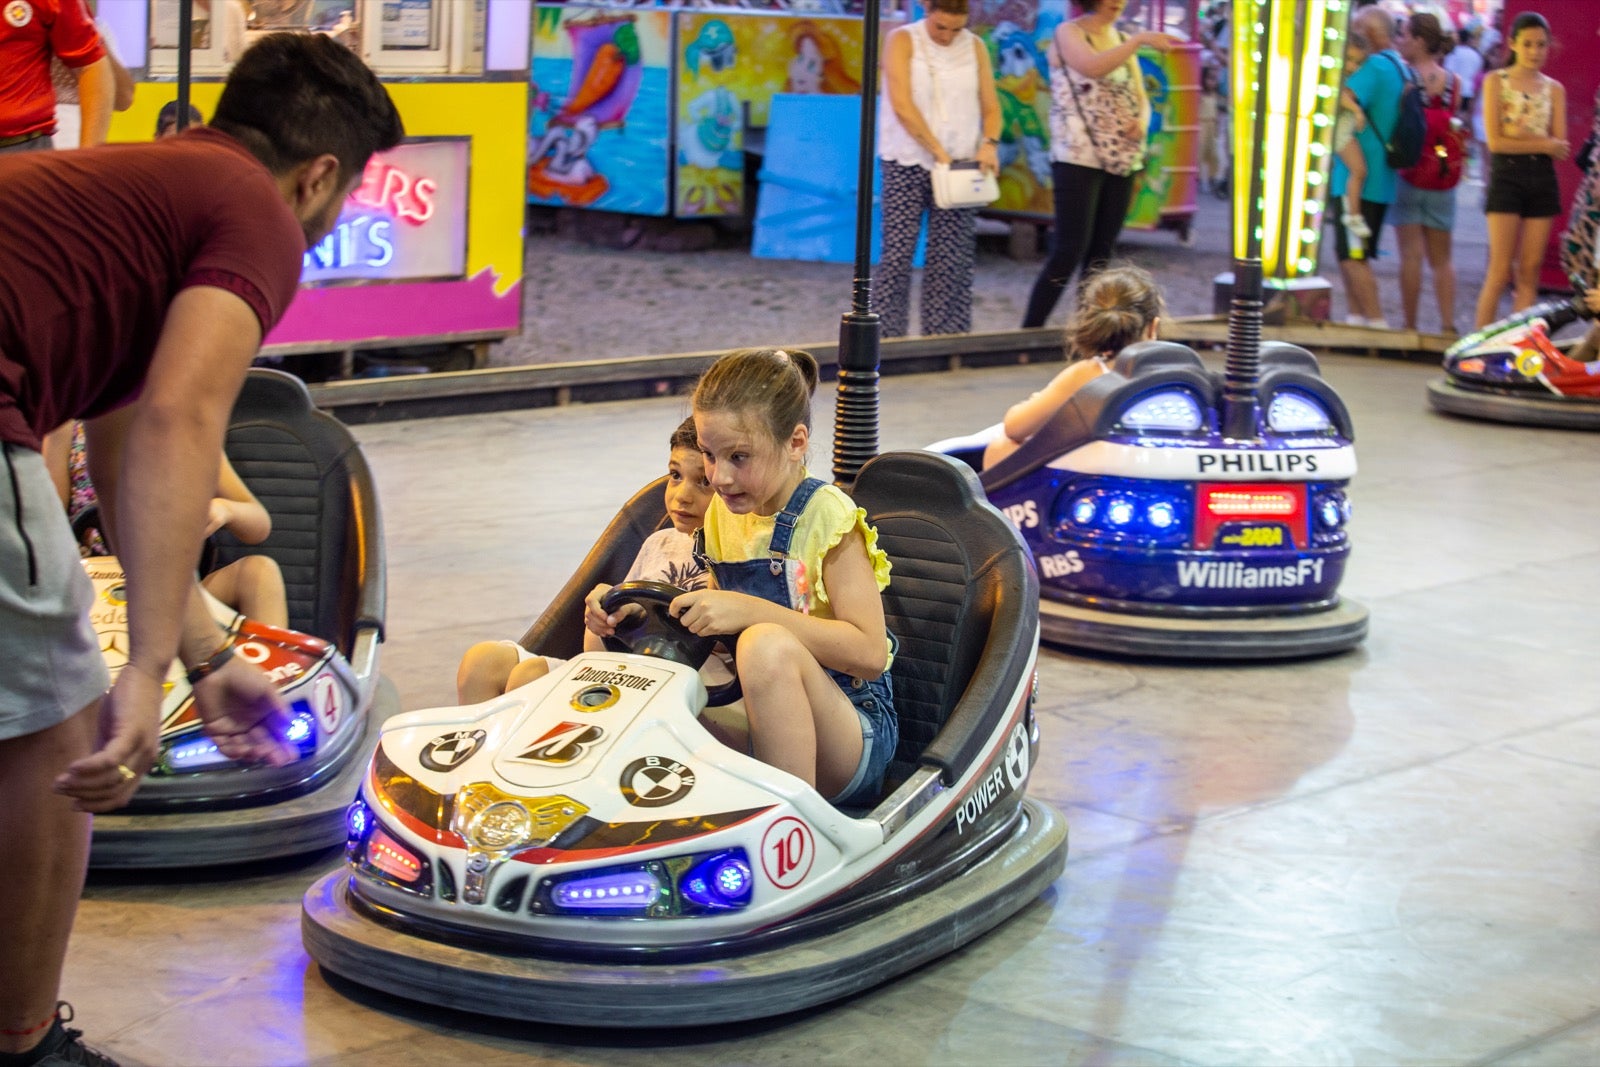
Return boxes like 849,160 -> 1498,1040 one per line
211,33 -> 404,182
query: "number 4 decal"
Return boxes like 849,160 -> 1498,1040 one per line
760,816 -> 814,889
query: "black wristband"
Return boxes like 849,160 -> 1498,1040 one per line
185,640 -> 237,687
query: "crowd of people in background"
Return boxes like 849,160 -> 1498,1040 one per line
876,0 -> 1600,344
1209,1 -> 1599,336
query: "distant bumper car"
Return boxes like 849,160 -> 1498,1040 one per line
302,451 -> 1067,1027
1427,293 -> 1600,430
89,369 -> 390,868
931,341 -> 1368,659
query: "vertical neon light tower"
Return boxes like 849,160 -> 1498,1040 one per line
1222,0 -> 1351,321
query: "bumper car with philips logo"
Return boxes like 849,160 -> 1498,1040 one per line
88,369 -> 389,868
302,451 -> 1067,1027
930,340 -> 1368,659
1427,292 -> 1600,430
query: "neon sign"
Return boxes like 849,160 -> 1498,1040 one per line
301,137 -> 468,285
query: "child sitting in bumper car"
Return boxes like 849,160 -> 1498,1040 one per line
647,348 -> 897,808
455,417 -> 716,703
983,264 -> 1164,470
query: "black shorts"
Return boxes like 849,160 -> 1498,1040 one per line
1485,153 -> 1561,217
1328,198 -> 1388,261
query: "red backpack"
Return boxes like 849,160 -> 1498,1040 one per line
1400,73 -> 1466,191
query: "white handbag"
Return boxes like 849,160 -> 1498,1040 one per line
931,160 -> 999,209
924,37 -> 998,210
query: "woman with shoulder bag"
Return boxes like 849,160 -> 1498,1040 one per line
1021,0 -> 1176,328
875,0 -> 1001,338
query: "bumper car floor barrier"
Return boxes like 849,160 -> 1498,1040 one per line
1426,378 -> 1600,431
300,796 -> 1068,1028
1040,596 -> 1369,660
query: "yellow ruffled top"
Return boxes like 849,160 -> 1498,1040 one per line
702,474 -> 893,665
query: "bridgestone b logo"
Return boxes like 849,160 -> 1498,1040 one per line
1178,559 -> 1324,588
573,667 -> 657,691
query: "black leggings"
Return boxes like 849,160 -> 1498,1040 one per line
1022,162 -> 1137,328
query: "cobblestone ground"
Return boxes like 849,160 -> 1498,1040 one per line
494,170 -> 1499,367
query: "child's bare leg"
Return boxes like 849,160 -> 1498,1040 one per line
202,555 -> 288,628
504,655 -> 552,691
736,623 -> 865,797
1339,140 -> 1367,217
1573,324 -> 1600,361
457,640 -> 521,703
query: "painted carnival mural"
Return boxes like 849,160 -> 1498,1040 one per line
529,6 -> 673,216
675,12 -> 867,218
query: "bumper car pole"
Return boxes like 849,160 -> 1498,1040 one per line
176,0 -> 194,132
1221,5 -> 1274,443
832,0 -> 884,488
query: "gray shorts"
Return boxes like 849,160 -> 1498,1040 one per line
1,444 -> 107,740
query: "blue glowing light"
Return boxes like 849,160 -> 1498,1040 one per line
1071,498 -> 1096,525
1107,499 -> 1135,526
1267,391 -> 1333,433
1119,390 -> 1204,432
551,869 -> 662,913
347,800 -> 369,840
1147,502 -> 1176,529
680,851 -> 753,911
285,713 -> 312,743
165,737 -> 232,772
1317,494 -> 1348,529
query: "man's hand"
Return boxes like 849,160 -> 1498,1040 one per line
190,655 -> 298,766
54,665 -> 163,813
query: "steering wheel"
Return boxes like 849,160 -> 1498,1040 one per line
599,580 -> 741,707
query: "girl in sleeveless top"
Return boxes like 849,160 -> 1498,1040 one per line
875,0 -> 1000,338
986,264 -> 1163,470
1473,11 -> 1569,328
1021,0 -> 1176,328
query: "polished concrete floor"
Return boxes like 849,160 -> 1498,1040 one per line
69,355 -> 1600,1066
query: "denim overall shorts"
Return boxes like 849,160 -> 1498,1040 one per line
695,477 -> 898,808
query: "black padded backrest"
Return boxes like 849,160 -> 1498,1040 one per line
211,369 -> 385,653
1255,342 -> 1356,440
1111,339 -> 1207,378
1259,341 -> 1322,374
522,477 -> 670,657
853,451 -> 1037,786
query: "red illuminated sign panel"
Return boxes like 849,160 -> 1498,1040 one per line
301,137 -> 469,285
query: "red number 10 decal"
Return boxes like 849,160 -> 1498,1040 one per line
760,816 -> 814,889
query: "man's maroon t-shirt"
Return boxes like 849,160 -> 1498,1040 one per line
0,127 -> 306,450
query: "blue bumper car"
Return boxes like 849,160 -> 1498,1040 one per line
301,451 -> 1066,1027
932,340 -> 1368,659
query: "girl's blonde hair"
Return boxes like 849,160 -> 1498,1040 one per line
1066,265 -> 1165,362
692,347 -> 820,444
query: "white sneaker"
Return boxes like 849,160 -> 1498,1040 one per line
1342,212 -> 1372,241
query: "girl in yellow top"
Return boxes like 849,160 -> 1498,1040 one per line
668,348 -> 895,807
